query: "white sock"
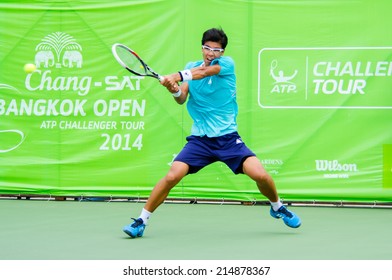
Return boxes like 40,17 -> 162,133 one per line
270,199 -> 283,211
139,208 -> 151,224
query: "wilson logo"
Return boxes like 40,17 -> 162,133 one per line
315,160 -> 358,172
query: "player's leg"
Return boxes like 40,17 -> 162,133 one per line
242,156 -> 301,228
123,161 -> 189,238
242,156 -> 279,202
144,161 -> 189,213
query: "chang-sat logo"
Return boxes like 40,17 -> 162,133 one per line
315,159 -> 358,179
258,47 -> 392,109
35,32 -> 83,69
24,32 -> 143,96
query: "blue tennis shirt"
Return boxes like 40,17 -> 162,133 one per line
185,56 -> 238,137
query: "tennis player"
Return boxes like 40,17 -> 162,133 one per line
123,28 -> 301,238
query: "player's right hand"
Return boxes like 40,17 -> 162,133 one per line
161,75 -> 179,93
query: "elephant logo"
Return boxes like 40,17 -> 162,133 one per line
35,32 -> 82,69
62,50 -> 82,68
35,50 -> 55,68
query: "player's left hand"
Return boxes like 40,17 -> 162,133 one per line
161,75 -> 179,93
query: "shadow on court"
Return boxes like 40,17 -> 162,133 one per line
0,199 -> 390,260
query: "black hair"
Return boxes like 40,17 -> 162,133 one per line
201,28 -> 228,49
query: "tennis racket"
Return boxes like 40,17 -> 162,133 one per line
112,43 -> 164,82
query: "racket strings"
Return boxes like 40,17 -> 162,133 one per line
116,47 -> 147,75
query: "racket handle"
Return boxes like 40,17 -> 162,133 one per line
158,76 -> 165,82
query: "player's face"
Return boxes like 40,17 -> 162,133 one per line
202,41 -> 224,66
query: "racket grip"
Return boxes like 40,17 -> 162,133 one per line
158,76 -> 165,82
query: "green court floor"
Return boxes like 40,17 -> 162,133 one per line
0,199 -> 391,260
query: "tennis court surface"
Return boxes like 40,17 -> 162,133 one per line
0,199 -> 391,260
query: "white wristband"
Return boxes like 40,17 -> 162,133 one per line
179,69 -> 193,81
172,89 -> 182,98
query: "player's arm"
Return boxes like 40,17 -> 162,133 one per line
161,64 -> 220,104
169,64 -> 221,82
174,82 -> 189,105
159,76 -> 186,104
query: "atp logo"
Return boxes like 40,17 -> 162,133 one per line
35,32 -> 83,69
259,47 -> 392,109
269,59 -> 298,94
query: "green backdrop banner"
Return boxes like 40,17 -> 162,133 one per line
0,0 -> 391,203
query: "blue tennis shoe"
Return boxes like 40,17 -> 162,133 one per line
270,205 -> 301,228
123,218 -> 146,238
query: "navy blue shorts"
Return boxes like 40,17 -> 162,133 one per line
174,131 -> 256,174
